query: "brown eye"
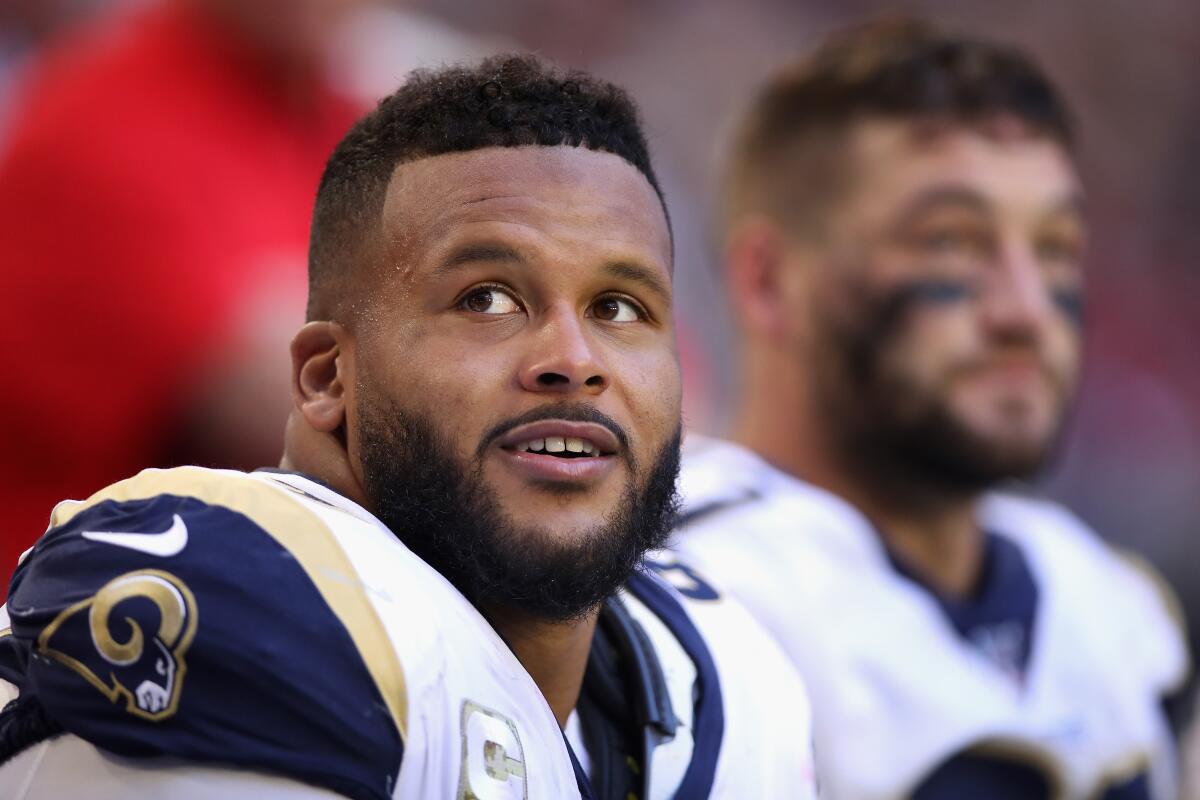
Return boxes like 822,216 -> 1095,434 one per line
592,296 -> 640,322
461,286 -> 520,315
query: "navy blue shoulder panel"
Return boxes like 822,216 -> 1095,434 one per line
914,749 -> 1151,800
1,494 -> 402,800
912,750 -> 1053,800
1099,771 -> 1152,800
624,569 -> 725,798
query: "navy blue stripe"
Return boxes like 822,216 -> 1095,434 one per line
625,570 -> 724,798
563,732 -> 595,800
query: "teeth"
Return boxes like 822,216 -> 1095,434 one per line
516,436 -> 602,456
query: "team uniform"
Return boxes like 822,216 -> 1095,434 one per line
672,435 -> 1189,800
0,465 -> 815,799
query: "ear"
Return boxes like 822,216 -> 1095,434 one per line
725,216 -> 795,342
290,321 -> 350,433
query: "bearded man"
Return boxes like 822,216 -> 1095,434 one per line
0,55 -> 814,800
673,18 -> 1188,800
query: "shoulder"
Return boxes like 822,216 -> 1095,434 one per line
983,490 -> 1173,608
674,438 -> 881,624
984,491 -> 1189,695
627,558 -> 818,798
1,467 -> 408,800
678,434 -> 871,541
677,435 -> 772,514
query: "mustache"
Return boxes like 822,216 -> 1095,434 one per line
475,402 -> 631,459
947,349 -> 1063,387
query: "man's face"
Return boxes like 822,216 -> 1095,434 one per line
347,146 -> 681,617
804,120 -> 1086,490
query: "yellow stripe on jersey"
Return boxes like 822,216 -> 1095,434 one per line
962,739 -> 1068,800
50,467 -> 409,739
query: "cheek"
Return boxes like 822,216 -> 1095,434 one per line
374,325 -> 516,454
615,346 -> 682,437
885,311 -> 977,389
1043,317 -> 1082,384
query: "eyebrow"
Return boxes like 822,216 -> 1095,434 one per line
895,186 -> 992,225
432,241 -> 671,302
602,261 -> 671,304
433,243 -> 524,276
894,185 -> 1087,228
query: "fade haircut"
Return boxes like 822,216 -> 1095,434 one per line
308,54 -> 666,321
725,17 -> 1076,236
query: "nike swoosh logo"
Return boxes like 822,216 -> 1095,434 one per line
81,514 -> 189,557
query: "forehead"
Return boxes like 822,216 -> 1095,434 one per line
380,146 -> 671,277
842,120 -> 1082,223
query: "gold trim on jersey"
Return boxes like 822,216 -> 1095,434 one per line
52,467 -> 409,739
0,628 -> 11,638
912,738 -> 1069,800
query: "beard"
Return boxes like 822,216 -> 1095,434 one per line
815,277 -> 1069,497
356,393 -> 681,621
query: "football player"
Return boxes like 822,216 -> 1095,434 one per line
0,55 -> 815,799
672,18 -> 1188,800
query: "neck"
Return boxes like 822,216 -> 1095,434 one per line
857,488 -> 984,597
731,343 -> 825,482
280,414 -> 370,506
488,606 -> 598,728
733,347 -> 986,599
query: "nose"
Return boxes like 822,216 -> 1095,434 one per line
978,241 -> 1055,339
517,304 -> 609,395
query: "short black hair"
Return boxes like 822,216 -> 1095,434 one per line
308,54 -> 666,321
726,17 -> 1076,232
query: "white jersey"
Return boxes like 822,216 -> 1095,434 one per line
672,436 -> 1188,800
0,465 -> 816,799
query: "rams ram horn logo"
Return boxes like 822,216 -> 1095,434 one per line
37,569 -> 198,721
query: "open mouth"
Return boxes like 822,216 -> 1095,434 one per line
493,419 -> 623,482
511,436 -> 609,459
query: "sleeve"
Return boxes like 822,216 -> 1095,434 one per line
0,469 -> 405,800
1111,547 -> 1194,736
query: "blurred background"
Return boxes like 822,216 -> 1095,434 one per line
0,0 -> 1195,645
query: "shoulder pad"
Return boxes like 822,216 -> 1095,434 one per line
1,467 -> 405,800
